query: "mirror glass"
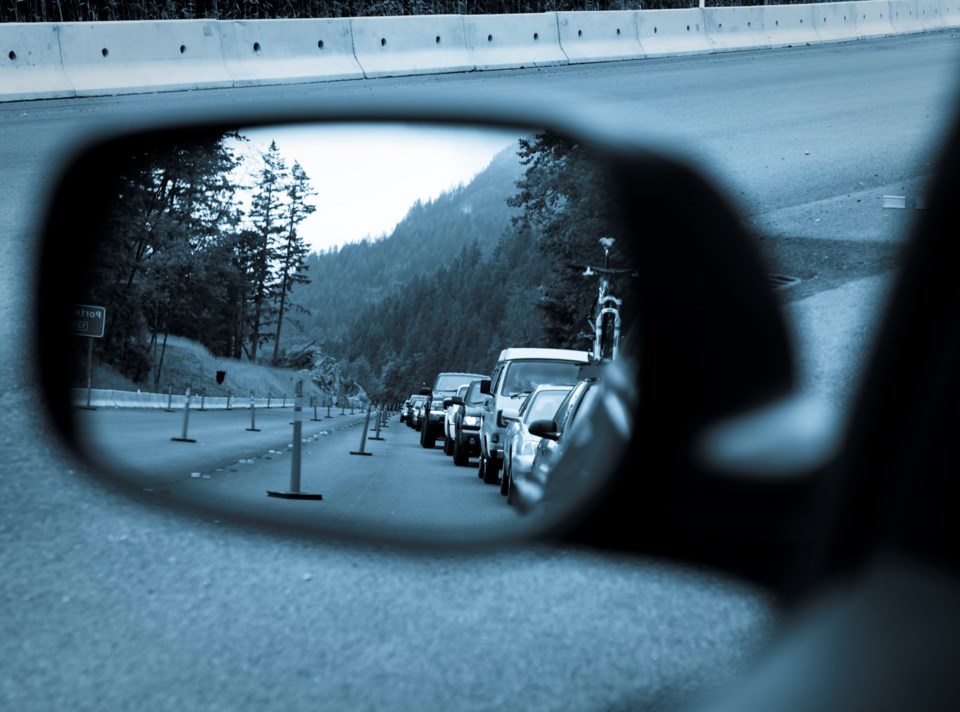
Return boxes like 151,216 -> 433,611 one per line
65,122 -> 636,545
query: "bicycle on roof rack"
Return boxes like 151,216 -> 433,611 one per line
573,237 -> 635,364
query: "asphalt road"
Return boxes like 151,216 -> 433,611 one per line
75,407 -> 528,541
3,32 -> 960,711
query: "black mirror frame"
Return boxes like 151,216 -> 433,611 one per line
32,94 -> 797,571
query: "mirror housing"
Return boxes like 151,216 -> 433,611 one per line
34,94 -> 799,586
528,419 -> 559,440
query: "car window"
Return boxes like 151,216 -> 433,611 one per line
565,382 -> 601,435
434,374 -> 472,391
552,381 -> 586,432
524,390 -> 571,424
464,381 -> 486,406
490,365 -> 504,396
502,361 -> 583,396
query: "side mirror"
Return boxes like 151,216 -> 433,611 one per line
528,419 -> 559,440
442,398 -> 452,408
451,396 -> 464,406
496,409 -> 518,428
35,99 -> 794,575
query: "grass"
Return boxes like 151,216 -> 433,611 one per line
86,335 -> 336,404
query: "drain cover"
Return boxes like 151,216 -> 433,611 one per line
767,274 -> 801,290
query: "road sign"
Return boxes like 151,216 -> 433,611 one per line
73,304 -> 106,338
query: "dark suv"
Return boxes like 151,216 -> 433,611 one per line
477,348 -> 591,484
419,371 -> 487,449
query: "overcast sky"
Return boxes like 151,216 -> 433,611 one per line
239,124 -> 521,253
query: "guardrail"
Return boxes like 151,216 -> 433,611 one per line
69,387 -> 361,411
2,2 -> 958,102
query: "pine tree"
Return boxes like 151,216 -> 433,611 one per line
245,140 -> 288,362
271,160 -> 315,365
86,135 -> 240,384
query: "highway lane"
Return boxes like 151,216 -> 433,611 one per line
161,415 -> 525,541
74,407 -> 525,540
73,404 -> 372,484
3,33 -> 959,711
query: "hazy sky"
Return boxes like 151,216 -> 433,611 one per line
239,124 -> 521,253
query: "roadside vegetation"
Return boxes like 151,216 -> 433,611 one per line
1,0 -> 844,24
82,334 -> 333,406
73,126 -> 633,404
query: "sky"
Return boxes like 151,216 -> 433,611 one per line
239,123 -> 521,253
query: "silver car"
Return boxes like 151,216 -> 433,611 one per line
477,347 -> 591,486
500,384 -> 574,504
443,383 -> 470,456
519,378 -> 604,514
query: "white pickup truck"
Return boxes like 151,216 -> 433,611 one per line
477,347 -> 591,485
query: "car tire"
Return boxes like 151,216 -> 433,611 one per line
477,454 -> 486,480
453,437 -> 468,466
506,474 -> 516,506
420,422 -> 432,448
443,433 -> 454,456
500,462 -> 510,496
483,454 -> 500,485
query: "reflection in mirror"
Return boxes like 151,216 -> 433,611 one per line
67,122 -> 636,544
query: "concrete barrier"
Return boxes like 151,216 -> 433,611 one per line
889,0 -> 926,33
351,14 -> 473,78
704,7 -> 771,52
70,388 -> 277,409
809,2 -> 861,42
854,0 -> 897,37
464,13 -> 566,70
557,11 -> 644,63
916,0 -> 948,28
761,4 -> 821,48
636,9 -> 712,56
943,1 -> 960,27
2,4 -> 958,104
72,388 -> 170,408
219,18 -> 363,86
57,20 -> 233,96
0,23 -> 74,100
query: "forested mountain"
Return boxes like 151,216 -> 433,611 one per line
285,143 -> 526,350
292,131 -> 636,400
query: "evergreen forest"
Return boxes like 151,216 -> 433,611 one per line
81,125 -> 637,402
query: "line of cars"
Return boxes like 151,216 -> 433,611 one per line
401,347 -> 615,513
399,394 -> 428,430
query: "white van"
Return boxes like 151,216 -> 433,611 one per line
477,347 -> 591,485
